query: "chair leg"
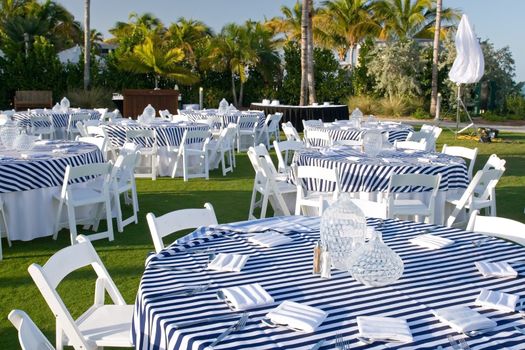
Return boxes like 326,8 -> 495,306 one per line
114,192 -> 124,233
171,153 -> 180,178
248,184 -> 259,220
260,192 -> 269,219
151,154 -> 157,181
53,200 -> 64,240
105,197 -> 114,241
66,204 -> 77,245
183,152 -> 188,182
132,184 -> 139,218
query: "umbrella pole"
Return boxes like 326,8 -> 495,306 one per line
455,84 -> 461,139
455,84 -> 478,137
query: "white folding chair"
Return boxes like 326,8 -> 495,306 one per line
76,121 -> 89,137
236,115 -> 259,152
146,203 -> 218,253
302,119 -> 324,129
110,152 -> 139,232
204,114 -> 223,138
467,210 -> 525,246
8,310 -> 55,350
53,163 -> 114,245
304,127 -> 333,148
446,168 -> 505,227
94,108 -> 108,121
126,129 -> 158,180
0,198 -> 11,261
295,165 -> 341,216
208,124 -> 237,176
421,124 -> 442,142
28,235 -> 133,349
476,154 -> 506,211
273,140 -> 304,174
282,121 -> 302,142
348,198 -> 388,219
171,129 -> 211,181
67,113 -> 90,140
386,173 -> 441,224
263,113 -> 283,148
406,131 -> 435,151
86,125 -> 117,161
30,114 -> 55,139
247,147 -> 296,219
171,114 -> 189,123
442,144 -> 478,179
159,109 -> 173,121
76,136 -> 108,160
394,139 -> 427,151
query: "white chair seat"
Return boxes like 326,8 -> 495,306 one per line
76,305 -> 133,347
54,188 -> 105,207
255,180 -> 296,194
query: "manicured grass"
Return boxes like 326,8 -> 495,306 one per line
1,130 -> 524,349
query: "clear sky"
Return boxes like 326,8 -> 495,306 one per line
57,0 -> 525,82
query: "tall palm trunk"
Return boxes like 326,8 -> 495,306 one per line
231,73 -> 238,106
300,0 -> 309,106
83,0 -> 91,90
430,0 -> 442,117
306,0 -> 316,104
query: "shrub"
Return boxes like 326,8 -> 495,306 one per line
379,97 -> 409,117
505,94 -> 525,119
412,108 -> 432,119
347,95 -> 377,115
65,87 -> 114,108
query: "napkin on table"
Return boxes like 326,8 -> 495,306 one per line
266,300 -> 327,332
219,283 -> 273,311
357,316 -> 413,343
248,232 -> 293,248
409,234 -> 454,250
475,261 -> 517,278
432,306 -> 497,333
475,289 -> 519,312
207,253 -> 249,272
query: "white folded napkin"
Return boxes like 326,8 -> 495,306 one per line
248,232 -> 293,248
409,234 -> 454,250
207,253 -> 249,272
267,300 -> 327,333
433,306 -> 497,333
357,316 -> 413,343
475,261 -> 518,278
417,157 -> 431,163
219,283 -> 274,311
346,156 -> 361,162
475,289 -> 519,312
21,153 -> 49,159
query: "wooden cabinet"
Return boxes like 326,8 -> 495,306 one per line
122,89 -> 178,118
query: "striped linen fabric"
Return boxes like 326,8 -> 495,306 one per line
0,142 -> 104,193
103,123 -> 209,148
13,111 -> 100,128
185,111 -> 266,129
132,216 -> 525,349
294,147 -> 469,193
306,126 -> 412,147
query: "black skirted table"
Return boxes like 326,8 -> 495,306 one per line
249,103 -> 349,131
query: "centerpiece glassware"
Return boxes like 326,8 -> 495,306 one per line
320,193 -> 367,270
362,130 -> 383,157
0,124 -> 19,149
350,229 -> 404,287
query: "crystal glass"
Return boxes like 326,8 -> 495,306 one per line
143,104 -> 156,120
60,97 -> 70,111
320,193 -> 367,270
13,130 -> 35,151
350,230 -> 404,287
362,130 -> 383,157
218,98 -> 229,114
0,125 -> 19,149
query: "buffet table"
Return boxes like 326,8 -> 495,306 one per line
132,215 -> 525,350
0,141 -> 104,240
249,103 -> 349,131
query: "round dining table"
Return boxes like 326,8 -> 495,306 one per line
132,215 -> 525,350
0,140 -> 104,240
294,146 -> 469,225
103,120 -> 210,176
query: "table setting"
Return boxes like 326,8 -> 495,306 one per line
132,211 -> 525,350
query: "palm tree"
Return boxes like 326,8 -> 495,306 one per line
430,0 -> 442,116
107,12 -> 162,47
374,0 -> 459,40
265,2 -> 302,42
318,0 -> 379,64
300,0 -> 309,105
167,18 -> 213,66
307,0 -> 316,104
119,31 -> 199,89
83,0 -> 90,90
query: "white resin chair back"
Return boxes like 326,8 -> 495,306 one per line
482,154 -> 506,171
406,131 -> 435,151
394,139 -> 427,151
295,165 -> 341,216
146,203 -> 218,253
387,173 -> 441,224
76,121 -> 88,137
273,140 -> 304,174
76,136 -> 107,159
67,113 -> 90,139
421,124 -> 442,140
94,108 -> 108,120
30,114 -> 55,139
265,113 -> 283,146
304,128 -> 333,148
467,210 -> 525,246
282,121 -> 302,142
28,235 -> 132,349
442,144 -> 478,179
8,310 -> 54,350
171,129 -> 211,181
53,163 -> 113,244
126,129 -> 158,180
236,115 -> 259,152
348,198 -> 387,219
302,119 -> 323,129
159,109 -> 172,121
447,169 -> 505,227
171,114 -> 189,123
209,124 -> 237,175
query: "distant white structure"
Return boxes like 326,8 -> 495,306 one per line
58,45 -> 82,64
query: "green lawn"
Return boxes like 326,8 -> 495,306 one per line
1,130 -> 524,349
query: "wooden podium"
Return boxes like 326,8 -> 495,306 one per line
122,89 -> 179,118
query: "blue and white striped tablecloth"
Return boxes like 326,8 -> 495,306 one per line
307,123 -> 412,147
13,111 -> 101,128
132,216 -> 525,350
103,122 -> 210,148
295,146 -> 469,193
0,141 -> 104,193
184,111 -> 266,129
